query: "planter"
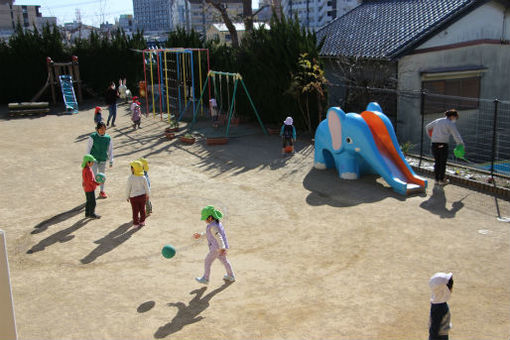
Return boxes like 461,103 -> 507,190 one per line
206,137 -> 228,145
180,136 -> 196,144
164,132 -> 175,140
267,128 -> 280,135
165,126 -> 179,133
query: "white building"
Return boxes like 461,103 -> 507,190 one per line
281,0 -> 359,31
206,22 -> 269,45
172,0 -> 243,36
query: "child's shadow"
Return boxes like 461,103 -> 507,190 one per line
27,217 -> 91,254
154,282 -> 232,339
420,184 -> 466,218
80,222 -> 138,264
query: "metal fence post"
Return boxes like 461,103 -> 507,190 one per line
491,99 -> 499,177
419,90 -> 425,168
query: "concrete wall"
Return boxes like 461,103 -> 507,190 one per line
419,1 -> 510,49
397,43 -> 510,160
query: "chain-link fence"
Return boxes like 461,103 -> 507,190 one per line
328,82 -> 510,219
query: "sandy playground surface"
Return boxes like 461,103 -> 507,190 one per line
1,102 -> 509,339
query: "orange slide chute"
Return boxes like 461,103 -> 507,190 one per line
360,111 -> 426,188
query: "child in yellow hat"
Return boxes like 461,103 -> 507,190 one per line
125,160 -> 150,228
138,157 -> 152,216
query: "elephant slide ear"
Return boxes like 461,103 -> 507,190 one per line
366,102 -> 383,113
327,107 -> 344,151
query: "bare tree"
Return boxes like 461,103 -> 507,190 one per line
206,0 -> 270,47
206,0 -> 240,47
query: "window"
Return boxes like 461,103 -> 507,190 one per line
422,75 -> 481,114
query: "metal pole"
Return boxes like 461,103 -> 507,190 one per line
164,50 -> 170,122
491,99 -> 502,219
190,51 -> 196,119
418,90 -> 425,168
490,99 -> 499,177
225,78 -> 239,137
206,49 -> 211,106
190,75 -> 210,127
240,77 -> 268,135
198,50 -> 203,116
142,51 -> 149,117
157,51 -> 163,120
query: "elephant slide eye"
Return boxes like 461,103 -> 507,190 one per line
346,137 -> 353,144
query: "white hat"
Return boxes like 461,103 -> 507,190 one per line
284,117 -> 293,125
429,272 -> 453,304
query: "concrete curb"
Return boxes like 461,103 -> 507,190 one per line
412,166 -> 510,200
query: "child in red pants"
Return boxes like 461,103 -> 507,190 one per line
125,160 -> 150,228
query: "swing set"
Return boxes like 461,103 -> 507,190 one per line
142,47 -> 210,123
191,70 -> 267,137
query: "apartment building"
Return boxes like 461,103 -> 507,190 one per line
172,0 -> 243,36
119,14 -> 135,32
281,0 -> 359,31
0,3 -> 42,30
133,0 -> 173,32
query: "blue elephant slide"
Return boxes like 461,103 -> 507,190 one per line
313,102 -> 427,196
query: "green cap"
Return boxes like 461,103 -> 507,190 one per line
201,205 -> 223,220
82,154 -> 97,168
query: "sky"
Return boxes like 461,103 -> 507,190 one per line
14,0 -> 259,27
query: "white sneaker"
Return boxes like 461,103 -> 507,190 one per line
223,274 -> 236,282
195,277 -> 209,284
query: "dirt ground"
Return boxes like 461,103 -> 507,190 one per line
1,102 -> 509,339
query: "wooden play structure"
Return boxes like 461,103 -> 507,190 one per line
8,102 -> 49,117
31,56 -> 82,109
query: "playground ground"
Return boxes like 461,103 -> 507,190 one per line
1,102 -> 509,339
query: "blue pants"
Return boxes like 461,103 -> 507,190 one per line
107,104 -> 117,125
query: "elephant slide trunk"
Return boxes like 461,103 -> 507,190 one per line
360,110 -> 427,195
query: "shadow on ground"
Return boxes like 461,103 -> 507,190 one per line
31,203 -> 85,235
27,217 -> 91,254
420,184 -> 466,218
80,222 -> 138,264
153,282 -> 232,339
303,168 -> 418,207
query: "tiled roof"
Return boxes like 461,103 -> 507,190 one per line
317,0 -> 485,60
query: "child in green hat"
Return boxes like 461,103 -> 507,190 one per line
193,205 -> 235,284
82,154 -> 101,219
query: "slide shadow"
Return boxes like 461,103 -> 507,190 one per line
27,217 -> 91,254
419,184 -> 466,218
80,222 -> 138,264
154,282 -> 232,338
303,168 -> 409,207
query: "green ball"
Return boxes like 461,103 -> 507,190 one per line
95,172 -> 106,184
162,244 -> 176,259
454,144 -> 465,159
